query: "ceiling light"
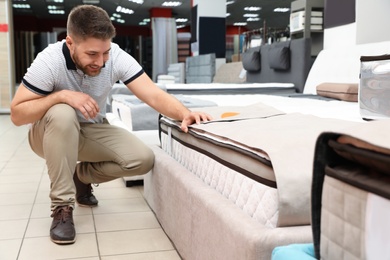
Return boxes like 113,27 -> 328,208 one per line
234,22 -> 247,26
243,13 -> 259,17
128,0 -> 144,4
274,8 -> 290,13
162,1 -> 182,7
247,18 -> 260,22
226,13 -> 231,17
176,18 -> 188,23
83,0 -> 100,4
47,5 -> 64,9
177,25 -> 185,29
226,1 -> 235,5
48,9 -> 65,14
112,13 -> 121,18
116,6 -> 134,14
139,21 -> 148,25
244,7 -> 261,11
13,4 -> 31,8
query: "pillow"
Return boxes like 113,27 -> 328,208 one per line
269,46 -> 290,70
316,83 -> 358,102
242,49 -> 261,72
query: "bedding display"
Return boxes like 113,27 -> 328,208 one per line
111,40 -> 390,259
312,121 -> 390,260
244,38 -> 312,93
144,100 -> 366,260
111,94 -> 217,131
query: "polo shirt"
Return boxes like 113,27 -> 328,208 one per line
22,40 -> 144,123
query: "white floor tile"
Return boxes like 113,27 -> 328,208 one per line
0,115 -> 180,259
98,229 -> 174,256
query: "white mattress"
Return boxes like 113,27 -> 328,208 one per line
160,131 -> 279,228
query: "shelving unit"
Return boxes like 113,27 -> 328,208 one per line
290,0 -> 324,56
177,33 -> 191,63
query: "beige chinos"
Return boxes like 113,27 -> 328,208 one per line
28,104 -> 155,209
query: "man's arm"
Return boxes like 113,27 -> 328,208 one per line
10,84 -> 100,126
126,72 -> 212,132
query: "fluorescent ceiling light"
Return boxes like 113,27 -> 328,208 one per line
162,1 -> 182,7
247,18 -> 260,22
116,6 -> 134,14
234,22 -> 247,26
243,13 -> 259,17
226,1 -> 235,5
128,0 -> 144,4
176,18 -> 188,23
13,4 -> 31,8
244,6 -> 261,11
274,8 -> 290,13
226,13 -> 231,17
49,9 -> 65,14
83,0 -> 100,4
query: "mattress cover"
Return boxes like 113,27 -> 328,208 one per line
160,103 -> 362,227
312,120 -> 390,259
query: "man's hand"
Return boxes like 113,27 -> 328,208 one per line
63,90 -> 100,120
180,111 -> 213,133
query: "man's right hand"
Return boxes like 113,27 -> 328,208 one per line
62,90 -> 100,120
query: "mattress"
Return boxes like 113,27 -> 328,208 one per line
159,102 -> 362,227
312,121 -> 390,260
164,82 -> 297,95
111,94 -> 217,131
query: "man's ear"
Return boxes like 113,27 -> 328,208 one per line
66,35 -> 73,49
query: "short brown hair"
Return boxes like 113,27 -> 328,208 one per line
67,5 -> 116,41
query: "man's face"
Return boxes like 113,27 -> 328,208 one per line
66,36 -> 111,77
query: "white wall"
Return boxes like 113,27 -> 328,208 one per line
324,23 -> 356,49
324,0 -> 390,49
356,0 -> 390,44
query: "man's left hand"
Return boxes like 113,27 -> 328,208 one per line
180,111 -> 213,133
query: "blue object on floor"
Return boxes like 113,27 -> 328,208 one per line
271,243 -> 316,260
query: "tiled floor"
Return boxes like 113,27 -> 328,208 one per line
0,115 -> 181,260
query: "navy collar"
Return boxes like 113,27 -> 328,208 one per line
62,42 -> 77,70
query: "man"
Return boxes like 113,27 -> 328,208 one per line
10,5 -> 211,245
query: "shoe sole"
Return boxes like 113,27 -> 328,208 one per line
51,237 -> 76,245
77,203 -> 98,208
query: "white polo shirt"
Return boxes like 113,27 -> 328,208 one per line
22,40 -> 144,123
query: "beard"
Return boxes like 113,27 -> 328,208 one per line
72,53 -> 103,77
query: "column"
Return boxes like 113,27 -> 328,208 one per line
0,0 -> 15,113
191,0 -> 226,58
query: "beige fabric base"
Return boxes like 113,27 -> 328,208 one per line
144,146 -> 312,260
321,176 -> 367,260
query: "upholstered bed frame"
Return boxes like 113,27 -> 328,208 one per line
244,38 -> 312,93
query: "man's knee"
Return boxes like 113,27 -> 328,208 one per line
45,104 -> 79,132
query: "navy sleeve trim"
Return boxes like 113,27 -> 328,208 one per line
22,78 -> 52,96
123,69 -> 144,85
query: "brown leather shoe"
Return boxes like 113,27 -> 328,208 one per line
50,206 -> 76,244
73,172 -> 98,207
